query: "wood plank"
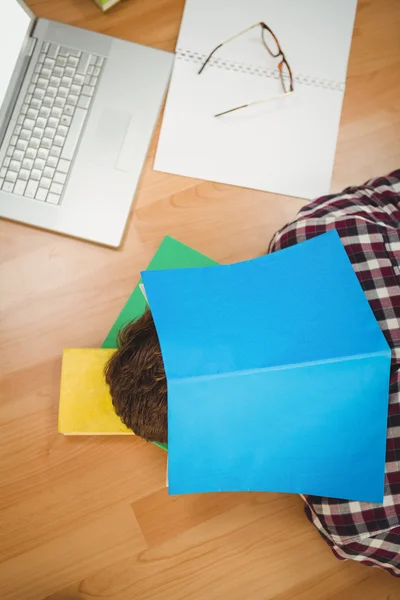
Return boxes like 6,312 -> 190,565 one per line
0,505 -> 146,600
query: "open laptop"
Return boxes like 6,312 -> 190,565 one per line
0,0 -> 173,246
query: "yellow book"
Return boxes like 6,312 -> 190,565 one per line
59,348 -> 133,435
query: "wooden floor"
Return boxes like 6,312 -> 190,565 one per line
1,0 -> 400,598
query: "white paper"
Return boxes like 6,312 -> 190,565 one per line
154,0 -> 358,199
139,283 -> 148,302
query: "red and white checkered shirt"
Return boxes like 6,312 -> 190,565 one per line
269,171 -> 400,576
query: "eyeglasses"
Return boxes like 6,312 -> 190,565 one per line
198,22 -> 294,117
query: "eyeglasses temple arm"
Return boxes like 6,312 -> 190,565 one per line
215,91 -> 293,117
198,44 -> 222,74
198,22 -> 263,75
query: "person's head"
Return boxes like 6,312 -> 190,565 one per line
105,309 -> 168,443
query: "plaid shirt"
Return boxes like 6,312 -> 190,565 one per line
269,171 -> 400,576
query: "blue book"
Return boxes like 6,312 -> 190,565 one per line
142,231 -> 391,502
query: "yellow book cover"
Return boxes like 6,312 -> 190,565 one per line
59,348 -> 134,435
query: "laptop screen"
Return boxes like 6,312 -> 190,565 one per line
0,1 -> 33,112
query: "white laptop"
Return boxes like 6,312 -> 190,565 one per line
0,0 -> 173,246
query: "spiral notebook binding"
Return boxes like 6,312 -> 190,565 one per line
176,48 -> 345,93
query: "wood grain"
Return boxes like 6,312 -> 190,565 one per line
1,0 -> 399,598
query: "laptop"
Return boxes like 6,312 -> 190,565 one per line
0,0 -> 173,246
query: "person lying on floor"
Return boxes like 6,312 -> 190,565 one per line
105,170 -> 400,577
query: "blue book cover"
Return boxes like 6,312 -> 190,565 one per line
142,231 -> 391,502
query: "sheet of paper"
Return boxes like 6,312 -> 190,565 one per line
154,0 -> 358,199
139,283 -> 148,302
142,231 -> 391,502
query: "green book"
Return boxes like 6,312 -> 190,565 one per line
92,0 -> 122,12
102,235 -> 219,450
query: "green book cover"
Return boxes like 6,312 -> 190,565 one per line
92,0 -> 122,12
102,235 -> 219,450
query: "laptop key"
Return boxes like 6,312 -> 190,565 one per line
63,105 -> 74,117
77,52 -> 91,74
61,76 -> 72,87
22,158 -> 34,170
23,118 -> 35,130
2,181 -> 15,193
54,171 -> 66,184
25,147 -> 37,160
40,177 -> 51,189
47,86 -> 57,98
60,115 -> 72,127
41,67 -> 51,79
67,56 -> 79,68
20,129 -> 31,141
58,86 -> 68,98
51,106 -> 63,119
57,158 -> 70,173
31,98 -> 42,110
27,108 -> 39,120
67,95 -> 78,107
28,137 -> 40,149
36,187 -> 48,201
38,148 -> 49,161
47,192 -> 60,205
25,180 -> 39,199
57,125 -> 68,138
12,149 -> 24,162
9,160 -> 20,172
34,158 -> 45,171
49,146 -> 61,158
44,57 -> 55,69
54,97 -> 66,109
56,56 -> 67,67
14,179 -> 27,196
44,127 -> 56,139
77,95 -> 90,110
37,78 -> 47,89
33,88 -> 45,100
47,44 -> 60,59
74,73 -> 84,86
44,166 -> 55,179
6,171 -> 17,183
41,137 -> 52,150
50,182 -> 63,195
60,108 -> 86,161
16,139 -> 28,151
50,76 -> 61,87
47,156 -> 58,169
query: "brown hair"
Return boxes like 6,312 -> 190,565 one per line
104,309 -> 168,443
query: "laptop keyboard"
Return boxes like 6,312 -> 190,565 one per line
0,42 -> 105,205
